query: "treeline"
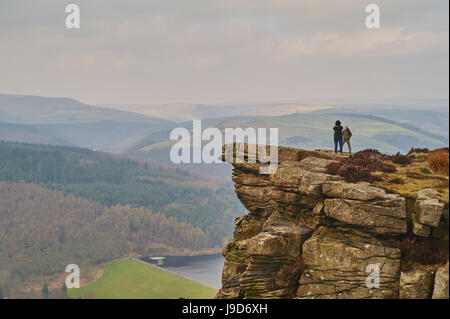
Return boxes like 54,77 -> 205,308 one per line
0,141 -> 188,184
0,181 -> 210,295
0,142 -> 246,246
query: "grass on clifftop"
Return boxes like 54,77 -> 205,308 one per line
67,259 -> 217,299
325,148 -> 449,203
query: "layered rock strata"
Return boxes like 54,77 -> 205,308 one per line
216,144 -> 448,299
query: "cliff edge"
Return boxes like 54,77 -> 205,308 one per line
216,144 -> 449,299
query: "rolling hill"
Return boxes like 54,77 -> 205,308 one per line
102,102 -> 332,122
122,112 -> 449,177
0,122 -> 69,146
0,94 -> 173,152
0,93 -> 168,124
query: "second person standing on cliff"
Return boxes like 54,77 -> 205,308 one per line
342,125 -> 352,154
333,120 -> 343,153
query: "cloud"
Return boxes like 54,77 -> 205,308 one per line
277,28 -> 449,59
0,0 -> 448,104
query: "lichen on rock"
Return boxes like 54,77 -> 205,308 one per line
216,144 -> 449,299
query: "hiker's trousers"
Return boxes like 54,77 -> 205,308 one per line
343,139 -> 351,154
334,137 -> 343,153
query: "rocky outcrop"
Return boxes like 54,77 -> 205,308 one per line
297,226 -> 401,299
416,189 -> 444,228
432,262 -> 449,299
216,144 -> 449,299
399,268 -> 433,299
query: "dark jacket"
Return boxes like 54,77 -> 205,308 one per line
333,125 -> 343,139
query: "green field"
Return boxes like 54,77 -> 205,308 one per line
67,259 -> 218,299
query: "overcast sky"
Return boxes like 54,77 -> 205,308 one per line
0,0 -> 448,105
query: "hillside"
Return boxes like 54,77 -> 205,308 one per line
2,94 -> 447,169
0,122 -> 69,146
216,144 -> 449,299
0,141 -> 246,297
0,93 -> 168,124
0,94 -> 172,152
103,103 -> 331,122
123,112 -> 448,178
0,141 -> 245,247
0,181 -> 211,296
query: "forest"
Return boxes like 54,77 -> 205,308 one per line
0,141 -> 246,296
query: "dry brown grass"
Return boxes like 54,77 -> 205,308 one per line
428,149 -> 449,176
388,226 -> 449,272
392,152 -> 412,166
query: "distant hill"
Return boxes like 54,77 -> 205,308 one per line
0,94 -> 173,152
313,108 -> 450,139
0,122 -> 69,146
122,112 -> 449,178
102,103 -> 331,122
2,94 -> 447,176
0,93 -> 169,124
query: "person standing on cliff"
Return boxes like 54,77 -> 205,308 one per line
342,125 -> 352,154
333,120 -> 343,153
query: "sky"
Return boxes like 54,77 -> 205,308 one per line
0,0 -> 448,105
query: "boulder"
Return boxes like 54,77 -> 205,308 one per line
415,189 -> 444,227
240,255 -> 301,298
417,188 -> 439,200
322,181 -> 395,201
416,199 -> 444,228
271,166 -> 341,196
412,213 -> 431,238
324,198 -> 407,235
432,262 -> 449,299
296,227 -> 401,299
399,267 -> 433,299
247,220 -> 312,258
297,156 -> 337,173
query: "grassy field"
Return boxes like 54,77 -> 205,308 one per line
67,259 -> 218,299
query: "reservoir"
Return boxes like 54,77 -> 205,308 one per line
140,254 -> 225,289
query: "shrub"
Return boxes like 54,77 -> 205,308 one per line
325,149 -> 396,182
379,163 -> 397,173
408,148 -> 429,154
355,149 -> 391,161
389,177 -> 405,184
405,171 -> 427,179
428,149 -> 449,176
337,164 -> 377,183
392,152 -> 412,165
388,229 -> 449,272
324,162 -> 341,175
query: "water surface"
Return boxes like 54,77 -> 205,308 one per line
141,254 -> 225,288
